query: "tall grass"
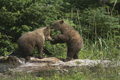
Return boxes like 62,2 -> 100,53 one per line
79,37 -> 120,60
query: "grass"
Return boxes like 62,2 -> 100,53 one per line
79,37 -> 120,60
0,65 -> 120,80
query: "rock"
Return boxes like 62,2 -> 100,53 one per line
0,56 -> 120,73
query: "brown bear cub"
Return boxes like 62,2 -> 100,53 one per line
51,20 -> 83,62
12,26 -> 52,61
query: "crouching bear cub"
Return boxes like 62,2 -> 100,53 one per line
51,20 -> 83,62
12,26 -> 52,61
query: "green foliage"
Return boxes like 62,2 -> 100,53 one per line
110,0 -> 120,3
0,0 -> 62,55
79,7 -> 119,40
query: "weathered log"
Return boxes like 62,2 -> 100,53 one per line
0,56 -> 120,73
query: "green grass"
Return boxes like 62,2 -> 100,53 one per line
77,37 -> 120,60
0,65 -> 120,80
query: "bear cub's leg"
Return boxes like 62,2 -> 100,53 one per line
37,45 -> 44,59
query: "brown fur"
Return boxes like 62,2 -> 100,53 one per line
51,20 -> 83,61
12,26 -> 52,61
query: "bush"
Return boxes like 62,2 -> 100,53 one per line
0,0 -> 62,56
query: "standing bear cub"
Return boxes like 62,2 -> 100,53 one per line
12,26 -> 52,61
51,20 -> 83,61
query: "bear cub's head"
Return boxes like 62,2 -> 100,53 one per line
44,26 -> 53,41
51,20 -> 64,32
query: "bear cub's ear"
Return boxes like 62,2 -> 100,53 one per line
44,26 -> 50,33
60,20 -> 64,24
46,26 -> 50,30
44,26 -> 50,36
